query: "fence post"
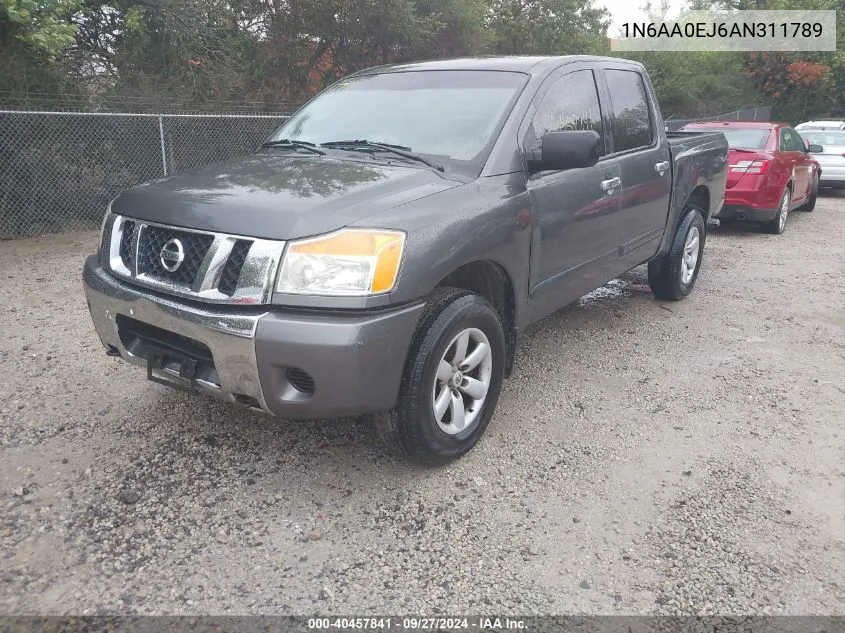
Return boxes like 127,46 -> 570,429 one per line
158,115 -> 168,176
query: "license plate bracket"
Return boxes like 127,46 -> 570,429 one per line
146,344 -> 200,394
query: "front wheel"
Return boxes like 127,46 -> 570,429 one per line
648,206 -> 706,301
372,287 -> 506,465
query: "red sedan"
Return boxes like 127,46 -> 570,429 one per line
679,121 -> 820,234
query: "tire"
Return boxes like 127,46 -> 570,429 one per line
764,188 -> 790,234
648,205 -> 706,301
800,174 -> 818,212
372,287 -> 506,465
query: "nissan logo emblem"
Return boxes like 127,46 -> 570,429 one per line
160,238 -> 185,273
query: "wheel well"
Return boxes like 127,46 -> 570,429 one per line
437,261 -> 517,377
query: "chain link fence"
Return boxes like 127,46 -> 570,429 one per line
0,110 -> 290,237
2,103 -> 776,237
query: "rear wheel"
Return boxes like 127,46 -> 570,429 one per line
372,287 -> 505,465
764,188 -> 790,234
648,205 -> 706,301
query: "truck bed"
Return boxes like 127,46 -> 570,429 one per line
667,130 -> 729,154
666,130 -> 729,226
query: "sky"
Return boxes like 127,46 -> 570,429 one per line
598,0 -> 687,37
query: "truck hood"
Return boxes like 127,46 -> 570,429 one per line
111,153 -> 464,240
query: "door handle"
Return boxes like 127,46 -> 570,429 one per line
600,176 -> 621,192
654,161 -> 670,174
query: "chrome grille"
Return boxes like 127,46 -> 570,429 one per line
137,225 -> 214,287
218,239 -> 252,296
103,214 -> 285,305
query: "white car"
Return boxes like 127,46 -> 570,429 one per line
795,120 -> 845,131
798,128 -> 845,189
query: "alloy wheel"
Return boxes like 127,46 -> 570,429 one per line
432,328 -> 493,435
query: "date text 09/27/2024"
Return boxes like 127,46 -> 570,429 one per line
307,617 -> 528,630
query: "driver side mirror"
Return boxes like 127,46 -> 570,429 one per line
527,130 -> 602,172
807,144 -> 823,153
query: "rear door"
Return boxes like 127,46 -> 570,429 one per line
599,67 -> 671,261
780,127 -> 811,202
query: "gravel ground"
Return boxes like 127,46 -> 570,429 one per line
0,195 -> 843,616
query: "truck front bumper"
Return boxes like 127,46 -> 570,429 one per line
83,255 -> 424,418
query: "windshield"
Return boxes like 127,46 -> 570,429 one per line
798,130 -> 845,147
270,70 -> 528,172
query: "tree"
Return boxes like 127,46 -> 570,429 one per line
66,0 -> 267,107
410,0 -> 490,59
6,0 -> 844,121
485,0 -> 610,55
1,0 -> 81,96
248,0 -> 489,101
746,53 -> 834,122
2,0 -> 79,56
688,0 -> 845,120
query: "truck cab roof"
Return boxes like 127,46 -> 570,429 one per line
346,55 -> 644,78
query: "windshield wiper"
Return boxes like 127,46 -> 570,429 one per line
262,139 -> 326,155
320,139 -> 444,172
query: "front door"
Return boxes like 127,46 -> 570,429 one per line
524,68 -> 623,320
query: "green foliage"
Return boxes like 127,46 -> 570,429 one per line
623,50 -> 758,117
485,0 -> 610,55
2,0 -> 80,57
0,0 -> 82,97
685,0 -> 845,120
2,0 -> 845,123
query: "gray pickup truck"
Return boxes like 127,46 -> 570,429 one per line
83,56 -> 728,464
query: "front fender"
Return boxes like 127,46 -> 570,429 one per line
355,174 -> 533,330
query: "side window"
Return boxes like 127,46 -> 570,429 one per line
604,69 -> 654,152
784,129 -> 804,151
528,70 -> 604,155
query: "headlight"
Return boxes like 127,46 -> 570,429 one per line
276,228 -> 405,296
98,200 -> 114,258
99,201 -> 113,241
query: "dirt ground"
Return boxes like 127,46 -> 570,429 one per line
0,195 -> 843,616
